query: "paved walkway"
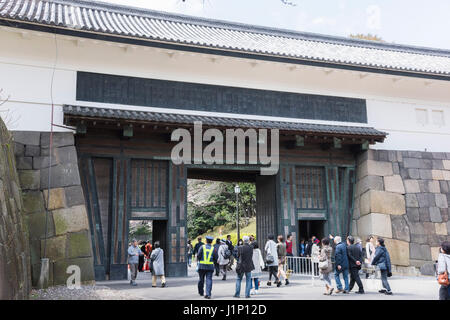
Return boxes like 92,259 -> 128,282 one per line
98,265 -> 440,300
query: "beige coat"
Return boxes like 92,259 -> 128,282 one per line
319,245 -> 333,274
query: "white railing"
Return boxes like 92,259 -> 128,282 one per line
285,256 -> 321,286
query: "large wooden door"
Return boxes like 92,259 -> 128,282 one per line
255,175 -> 278,254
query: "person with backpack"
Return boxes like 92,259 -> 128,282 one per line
217,239 -> 230,280
437,241 -> 450,300
226,235 -> 235,271
193,237 -> 204,263
371,237 -> 393,295
276,235 -> 289,286
265,234 -> 279,286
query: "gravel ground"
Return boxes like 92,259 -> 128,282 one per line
30,284 -> 142,300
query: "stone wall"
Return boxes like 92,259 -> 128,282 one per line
12,131 -> 94,286
353,149 -> 450,275
0,120 -> 31,299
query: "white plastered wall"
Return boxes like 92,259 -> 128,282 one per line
0,26 -> 449,152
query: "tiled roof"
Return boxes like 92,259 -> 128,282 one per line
63,105 -> 387,141
0,0 -> 449,77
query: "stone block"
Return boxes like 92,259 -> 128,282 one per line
410,243 -> 431,261
444,170 -> 450,181
22,191 -> 45,214
391,215 -> 410,242
33,155 -> 59,170
408,168 -> 420,179
41,235 -> 66,262
12,131 -> 40,146
432,160 -> 445,170
432,170 -> 444,180
56,146 -> 78,165
384,238 -> 409,266
383,175 -> 405,194
355,175 -> 384,196
420,263 -> 436,276
428,180 -> 441,193
419,169 -> 432,180
43,188 -> 66,210
403,157 -> 420,168
405,194 -> 419,208
439,181 -> 449,193
357,213 -> 392,238
16,157 -> 32,170
447,221 -> 450,234
366,160 -> 393,177
68,231 -> 92,258
26,211 -> 55,240
435,193 -> 448,208
18,170 -> 40,190
430,207 -> 442,222
443,160 -> 450,170
13,142 -> 25,156
416,193 -> 433,208
64,186 -> 85,207
409,222 -> 428,244
406,207 -> 420,222
40,163 -> 81,189
360,190 -> 405,216
52,205 -> 89,236
41,132 -> 74,149
24,145 -> 40,157
431,247 -> 441,262
404,180 -> 420,193
392,163 -> 400,175
53,257 -> 95,285
435,223 -> 448,235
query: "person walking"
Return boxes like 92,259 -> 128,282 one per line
149,241 -> 166,287
217,239 -> 230,280
187,239 -> 193,267
197,236 -> 218,299
319,238 -> 334,295
226,235 -> 235,271
298,239 -> 305,257
311,239 -> 320,276
138,240 -> 146,272
333,236 -> 350,293
347,236 -> 364,294
276,235 -> 289,286
265,235 -> 279,286
193,237 -> 204,263
127,239 -> 143,286
365,235 -> 376,279
213,238 -> 221,276
286,234 -> 293,271
371,237 -> 393,295
250,241 -> 265,295
437,241 -> 450,300
233,236 -> 255,298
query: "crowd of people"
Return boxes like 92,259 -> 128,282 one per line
127,235 -> 450,300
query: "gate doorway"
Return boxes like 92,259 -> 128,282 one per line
298,220 -> 326,242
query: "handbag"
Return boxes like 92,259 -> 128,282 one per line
319,259 -> 329,270
265,253 -> 274,264
438,270 -> 449,286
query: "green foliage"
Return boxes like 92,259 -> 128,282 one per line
187,181 -> 256,239
129,224 -> 152,238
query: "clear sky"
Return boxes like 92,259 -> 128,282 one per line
101,0 -> 450,50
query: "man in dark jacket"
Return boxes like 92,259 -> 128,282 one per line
226,235 -> 234,271
233,236 -> 255,298
333,236 -> 350,293
347,236 -> 364,294
213,238 -> 221,276
197,236 -> 218,299
193,237 -> 204,262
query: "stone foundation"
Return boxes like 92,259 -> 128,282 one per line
0,121 -> 31,299
353,149 -> 450,275
12,131 -> 94,287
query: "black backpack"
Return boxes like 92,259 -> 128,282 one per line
222,248 -> 232,259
